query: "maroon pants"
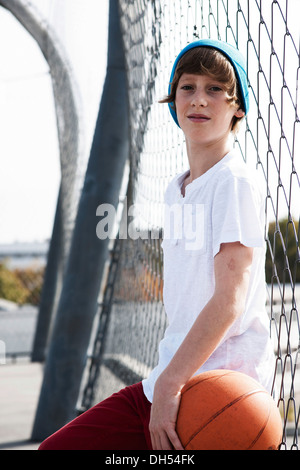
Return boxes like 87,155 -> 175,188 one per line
38,382 -> 152,450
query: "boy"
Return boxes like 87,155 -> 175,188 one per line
39,39 -> 275,451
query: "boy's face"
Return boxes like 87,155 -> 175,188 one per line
175,73 -> 244,147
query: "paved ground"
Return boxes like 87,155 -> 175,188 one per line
0,300 -> 297,450
0,360 -> 43,450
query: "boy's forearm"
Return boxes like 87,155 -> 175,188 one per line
157,293 -> 241,392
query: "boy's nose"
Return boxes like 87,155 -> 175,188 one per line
191,90 -> 208,107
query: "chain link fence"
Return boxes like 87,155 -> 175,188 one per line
79,0 -> 300,450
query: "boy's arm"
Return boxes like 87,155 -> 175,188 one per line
149,241 -> 253,450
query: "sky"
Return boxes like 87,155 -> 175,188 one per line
0,1 -> 108,244
0,8 -> 59,244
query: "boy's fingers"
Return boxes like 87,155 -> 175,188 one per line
167,428 -> 184,451
151,426 -> 183,451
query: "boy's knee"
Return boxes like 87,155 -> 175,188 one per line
37,432 -> 63,450
38,437 -> 55,450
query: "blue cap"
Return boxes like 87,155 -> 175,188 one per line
168,39 -> 249,127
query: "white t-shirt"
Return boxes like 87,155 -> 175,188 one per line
142,151 -> 275,402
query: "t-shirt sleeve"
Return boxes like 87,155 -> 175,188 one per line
212,175 -> 265,257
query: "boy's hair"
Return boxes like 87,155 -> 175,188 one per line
160,47 -> 244,133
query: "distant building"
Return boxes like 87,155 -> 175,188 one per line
0,241 -> 49,269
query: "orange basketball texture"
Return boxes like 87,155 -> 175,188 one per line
176,370 -> 282,450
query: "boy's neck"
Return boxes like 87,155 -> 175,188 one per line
185,136 -> 232,182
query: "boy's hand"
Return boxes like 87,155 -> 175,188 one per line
149,376 -> 184,450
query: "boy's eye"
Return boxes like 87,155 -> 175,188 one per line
181,85 -> 193,90
209,86 -> 223,92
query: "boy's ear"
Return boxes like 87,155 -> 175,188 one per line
234,108 -> 245,118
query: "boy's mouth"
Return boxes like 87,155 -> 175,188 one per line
187,114 -> 211,123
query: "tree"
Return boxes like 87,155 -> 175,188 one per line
0,263 -> 27,304
0,262 -> 44,306
265,218 -> 300,284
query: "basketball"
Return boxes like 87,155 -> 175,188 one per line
176,370 -> 282,450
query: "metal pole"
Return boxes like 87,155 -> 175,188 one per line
31,186 -> 64,362
31,0 -> 129,441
